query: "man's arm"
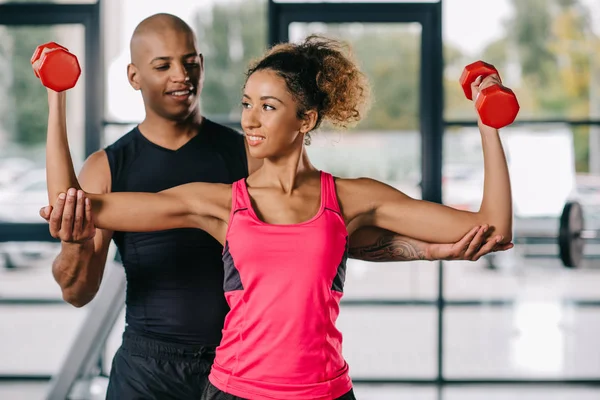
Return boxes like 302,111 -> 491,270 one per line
348,225 -> 513,262
41,150 -> 114,307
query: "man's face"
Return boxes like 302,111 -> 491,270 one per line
128,29 -> 204,121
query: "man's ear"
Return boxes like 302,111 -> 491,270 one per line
198,53 -> 205,85
127,63 -> 141,91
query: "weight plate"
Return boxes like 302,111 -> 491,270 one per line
559,201 -> 584,268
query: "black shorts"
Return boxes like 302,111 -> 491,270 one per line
105,330 -> 217,400
202,381 -> 357,400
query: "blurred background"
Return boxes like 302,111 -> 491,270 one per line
1,0 -> 600,399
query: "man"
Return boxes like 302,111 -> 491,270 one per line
40,13 -> 511,400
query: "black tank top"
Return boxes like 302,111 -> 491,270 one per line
104,119 -> 248,345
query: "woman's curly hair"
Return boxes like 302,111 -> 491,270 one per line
245,35 -> 371,132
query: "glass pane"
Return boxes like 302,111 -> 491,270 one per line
274,0 -> 438,3
354,385 -> 437,400
345,260 -> 438,300
0,24 -> 86,203
443,0 -> 600,121
0,0 -> 96,3
339,307 -> 437,378
0,305 -> 86,375
444,387 -> 600,400
0,23 -> 85,288
104,0 -> 267,125
445,307 -> 600,378
444,257 -> 600,300
0,243 -> 63,297
442,121 -> 600,378
290,22 -> 425,302
443,123 -> 576,215
442,123 -> 600,295
442,123 -> 599,301
0,24 -> 86,376
0,22 -> 85,273
0,383 -> 48,400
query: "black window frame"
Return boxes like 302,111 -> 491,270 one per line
268,0 -> 600,391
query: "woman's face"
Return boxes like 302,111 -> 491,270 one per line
241,69 -> 315,160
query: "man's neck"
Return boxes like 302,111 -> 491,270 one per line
138,112 -> 204,150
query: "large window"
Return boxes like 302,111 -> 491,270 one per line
0,0 -> 96,3
0,1 -> 101,383
441,0 -> 600,382
2,1 -> 600,399
0,24 -> 86,185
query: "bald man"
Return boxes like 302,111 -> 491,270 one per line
40,13 -> 510,400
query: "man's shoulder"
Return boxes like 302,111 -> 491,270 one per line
203,119 -> 244,145
104,126 -> 139,153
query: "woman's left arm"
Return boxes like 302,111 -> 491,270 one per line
340,75 -> 512,244
340,156 -> 511,245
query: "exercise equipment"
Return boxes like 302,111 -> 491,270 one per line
459,60 -> 520,129
559,201 -> 586,268
523,200 -> 595,268
31,41 -> 81,92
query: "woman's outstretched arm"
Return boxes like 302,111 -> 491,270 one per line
46,91 -> 230,237
339,75 -> 512,244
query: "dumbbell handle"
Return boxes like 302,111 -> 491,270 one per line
460,61 -> 519,129
459,61 -> 500,100
31,43 -> 81,92
32,48 -> 60,75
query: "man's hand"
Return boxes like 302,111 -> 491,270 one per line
348,225 -> 513,262
426,225 -> 513,261
40,188 -> 96,244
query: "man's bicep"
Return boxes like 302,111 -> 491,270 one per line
78,150 -> 114,259
78,150 -> 112,194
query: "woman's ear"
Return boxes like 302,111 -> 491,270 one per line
300,109 -> 318,133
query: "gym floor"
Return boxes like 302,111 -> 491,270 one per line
1,245 -> 599,399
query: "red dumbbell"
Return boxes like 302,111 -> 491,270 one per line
459,61 -> 520,129
31,42 -> 81,92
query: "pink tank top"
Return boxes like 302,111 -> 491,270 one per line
208,171 -> 352,400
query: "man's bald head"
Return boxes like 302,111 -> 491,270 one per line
130,13 -> 196,64
126,13 -> 203,122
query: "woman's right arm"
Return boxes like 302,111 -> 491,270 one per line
85,183 -> 231,235
46,90 -> 230,241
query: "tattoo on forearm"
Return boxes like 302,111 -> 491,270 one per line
348,235 -> 427,262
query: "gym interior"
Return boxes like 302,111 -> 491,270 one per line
1,0 -> 600,399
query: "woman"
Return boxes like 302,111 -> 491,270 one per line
45,36 -> 512,400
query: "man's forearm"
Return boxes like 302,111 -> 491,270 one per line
348,232 -> 430,262
52,240 -> 100,306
